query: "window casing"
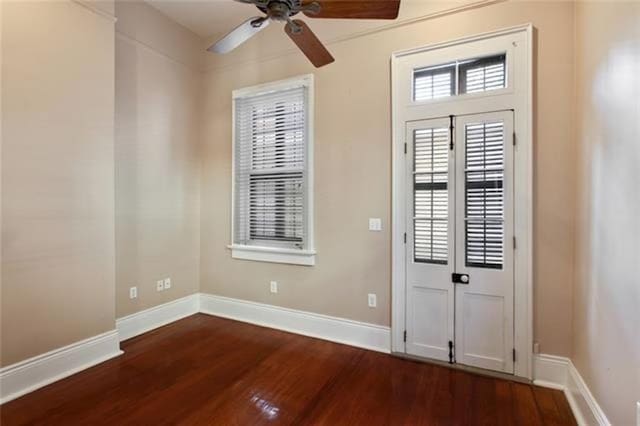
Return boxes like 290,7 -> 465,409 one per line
230,75 -> 315,266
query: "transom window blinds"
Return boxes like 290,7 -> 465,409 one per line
459,54 -> 506,94
413,54 -> 506,101
234,85 -> 308,249
464,121 -> 505,269
413,63 -> 455,101
413,127 -> 449,264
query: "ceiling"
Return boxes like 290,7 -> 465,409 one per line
145,0 -> 486,41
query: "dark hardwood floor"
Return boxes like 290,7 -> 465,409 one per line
0,314 -> 576,425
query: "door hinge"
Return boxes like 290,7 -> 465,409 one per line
513,131 -> 517,146
404,233 -> 407,244
448,340 -> 454,364
403,330 -> 407,342
513,236 -> 517,250
404,142 -> 407,154
513,348 -> 516,362
449,115 -> 455,151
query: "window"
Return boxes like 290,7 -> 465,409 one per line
413,126 -> 450,264
231,75 -> 315,266
464,120 -> 505,269
413,63 -> 455,101
413,53 -> 506,101
459,54 -> 506,94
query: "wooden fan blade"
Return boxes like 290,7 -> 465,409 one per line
302,0 -> 400,19
285,20 -> 335,68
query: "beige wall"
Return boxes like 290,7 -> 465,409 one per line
200,1 -> 576,356
114,2 -> 202,318
573,2 -> 640,424
1,0 -> 116,366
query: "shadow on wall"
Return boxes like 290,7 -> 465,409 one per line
577,11 -> 640,425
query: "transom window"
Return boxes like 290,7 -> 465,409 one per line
413,53 -> 507,102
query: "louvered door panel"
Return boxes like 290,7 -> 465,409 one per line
454,111 -> 514,374
406,118 -> 454,363
413,127 -> 449,264
464,121 -> 505,268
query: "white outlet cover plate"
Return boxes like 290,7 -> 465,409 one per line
270,281 -> 278,294
163,278 -> 171,289
156,280 -> 164,291
129,287 -> 137,299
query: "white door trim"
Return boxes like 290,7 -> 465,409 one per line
390,24 -> 533,379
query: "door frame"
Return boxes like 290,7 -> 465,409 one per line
390,24 -> 534,379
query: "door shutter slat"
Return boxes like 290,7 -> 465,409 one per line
413,127 -> 450,264
464,121 -> 505,269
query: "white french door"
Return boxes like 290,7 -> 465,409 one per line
405,111 -> 515,374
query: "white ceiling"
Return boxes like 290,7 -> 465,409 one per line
145,0 -> 485,41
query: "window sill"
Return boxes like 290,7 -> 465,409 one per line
228,244 -> 316,266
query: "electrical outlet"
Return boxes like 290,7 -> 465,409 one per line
368,218 -> 382,232
129,287 -> 137,299
368,293 -> 377,308
163,278 -> 171,290
270,281 -> 278,294
156,280 -> 164,292
533,342 -> 540,354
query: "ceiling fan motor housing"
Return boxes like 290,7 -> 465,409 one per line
257,0 -> 302,20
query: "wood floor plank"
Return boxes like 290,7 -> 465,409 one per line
0,314 -> 576,426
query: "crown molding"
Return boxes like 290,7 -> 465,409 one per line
71,0 -> 117,23
202,0 -> 505,74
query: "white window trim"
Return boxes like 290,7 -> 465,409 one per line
391,24 -> 533,379
229,74 -> 316,266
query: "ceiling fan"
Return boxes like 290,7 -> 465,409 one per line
207,0 -> 401,68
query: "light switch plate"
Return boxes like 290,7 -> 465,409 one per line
163,278 -> 171,290
368,293 -> 377,308
129,287 -> 137,299
369,218 -> 382,232
270,281 -> 278,294
156,280 -> 164,292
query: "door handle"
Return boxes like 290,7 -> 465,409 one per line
452,273 -> 470,284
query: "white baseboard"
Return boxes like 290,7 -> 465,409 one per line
13,293 -> 614,425
533,354 -> 610,425
199,293 -> 391,353
0,330 -> 122,404
116,293 -> 200,342
533,353 -> 569,390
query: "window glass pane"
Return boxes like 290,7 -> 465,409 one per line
413,63 -> 455,101
249,172 -> 304,244
459,54 -> 506,94
464,121 -> 504,269
234,86 -> 307,249
413,127 -> 449,264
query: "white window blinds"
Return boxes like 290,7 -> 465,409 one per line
413,127 -> 450,264
234,84 -> 309,250
413,54 -> 506,101
464,121 -> 505,269
413,63 -> 455,101
459,54 -> 506,94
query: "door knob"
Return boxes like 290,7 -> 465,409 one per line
452,273 -> 470,284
